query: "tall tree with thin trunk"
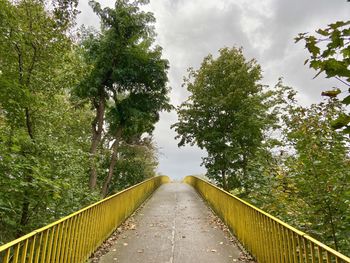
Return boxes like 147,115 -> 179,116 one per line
76,0 -> 170,194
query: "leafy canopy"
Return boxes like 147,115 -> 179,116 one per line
173,47 -> 276,190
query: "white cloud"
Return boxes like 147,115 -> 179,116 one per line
77,0 -> 350,180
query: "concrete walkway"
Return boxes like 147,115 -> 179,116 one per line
99,182 -> 243,263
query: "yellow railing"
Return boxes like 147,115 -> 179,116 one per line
183,176 -> 350,263
0,176 -> 170,263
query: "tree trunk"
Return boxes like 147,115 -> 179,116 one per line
18,108 -> 35,237
89,98 -> 105,190
101,128 -> 122,197
221,170 -> 228,190
327,204 -> 339,251
17,174 -> 33,237
241,152 -> 249,195
15,21 -> 38,237
25,108 -> 34,141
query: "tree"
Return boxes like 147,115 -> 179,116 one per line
296,20 -> 350,130
281,96 -> 350,254
0,0 -> 75,236
51,0 -> 79,30
0,0 -> 169,243
173,47 -> 276,191
107,137 -> 158,192
0,0 -> 97,242
76,0 -> 170,195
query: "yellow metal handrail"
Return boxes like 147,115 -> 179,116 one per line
0,176 -> 170,263
184,175 -> 350,263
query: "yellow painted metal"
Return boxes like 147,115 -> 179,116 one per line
35,228 -> 44,263
303,237 -> 310,263
310,242 -> 316,263
45,228 -> 55,263
13,243 -> 20,263
3,249 -> 10,262
28,236 -> 36,262
318,247 -> 323,263
40,230 -> 49,263
51,224 -> 60,263
287,229 -> 294,262
0,176 -> 169,263
20,239 -> 29,263
66,216 -> 77,263
183,175 -> 350,263
292,232 -> 298,263
298,235 -> 303,263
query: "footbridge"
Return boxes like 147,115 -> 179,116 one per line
1,176 -> 349,263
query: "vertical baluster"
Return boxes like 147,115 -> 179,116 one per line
292,232 -> 298,263
20,239 -> 29,263
3,248 -> 11,263
67,216 -> 78,263
34,232 -> 43,263
318,246 -> 323,263
304,237 -> 310,263
51,224 -> 61,263
13,243 -> 21,263
40,230 -> 49,263
286,229 -> 293,263
278,224 -> 285,263
28,236 -> 36,262
45,226 -> 56,262
63,218 -> 74,263
54,222 -> 65,263
297,235 -> 303,263
310,242 -> 316,263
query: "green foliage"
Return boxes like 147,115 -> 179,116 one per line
296,20 -> 350,130
0,0 -> 80,241
79,0 -> 170,120
176,43 -> 350,254
295,20 -> 350,81
76,0 -> 170,195
281,97 -> 350,253
52,0 -> 79,29
291,20 -> 350,254
0,89 -> 98,243
108,137 -> 158,192
173,47 -> 279,191
2,1 -> 348,258
0,0 -> 165,244
245,91 -> 350,255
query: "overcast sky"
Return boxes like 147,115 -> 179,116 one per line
77,0 -> 349,180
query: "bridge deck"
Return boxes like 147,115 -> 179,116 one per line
99,182 -> 244,263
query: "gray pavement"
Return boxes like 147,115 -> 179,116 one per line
99,182 -> 243,263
